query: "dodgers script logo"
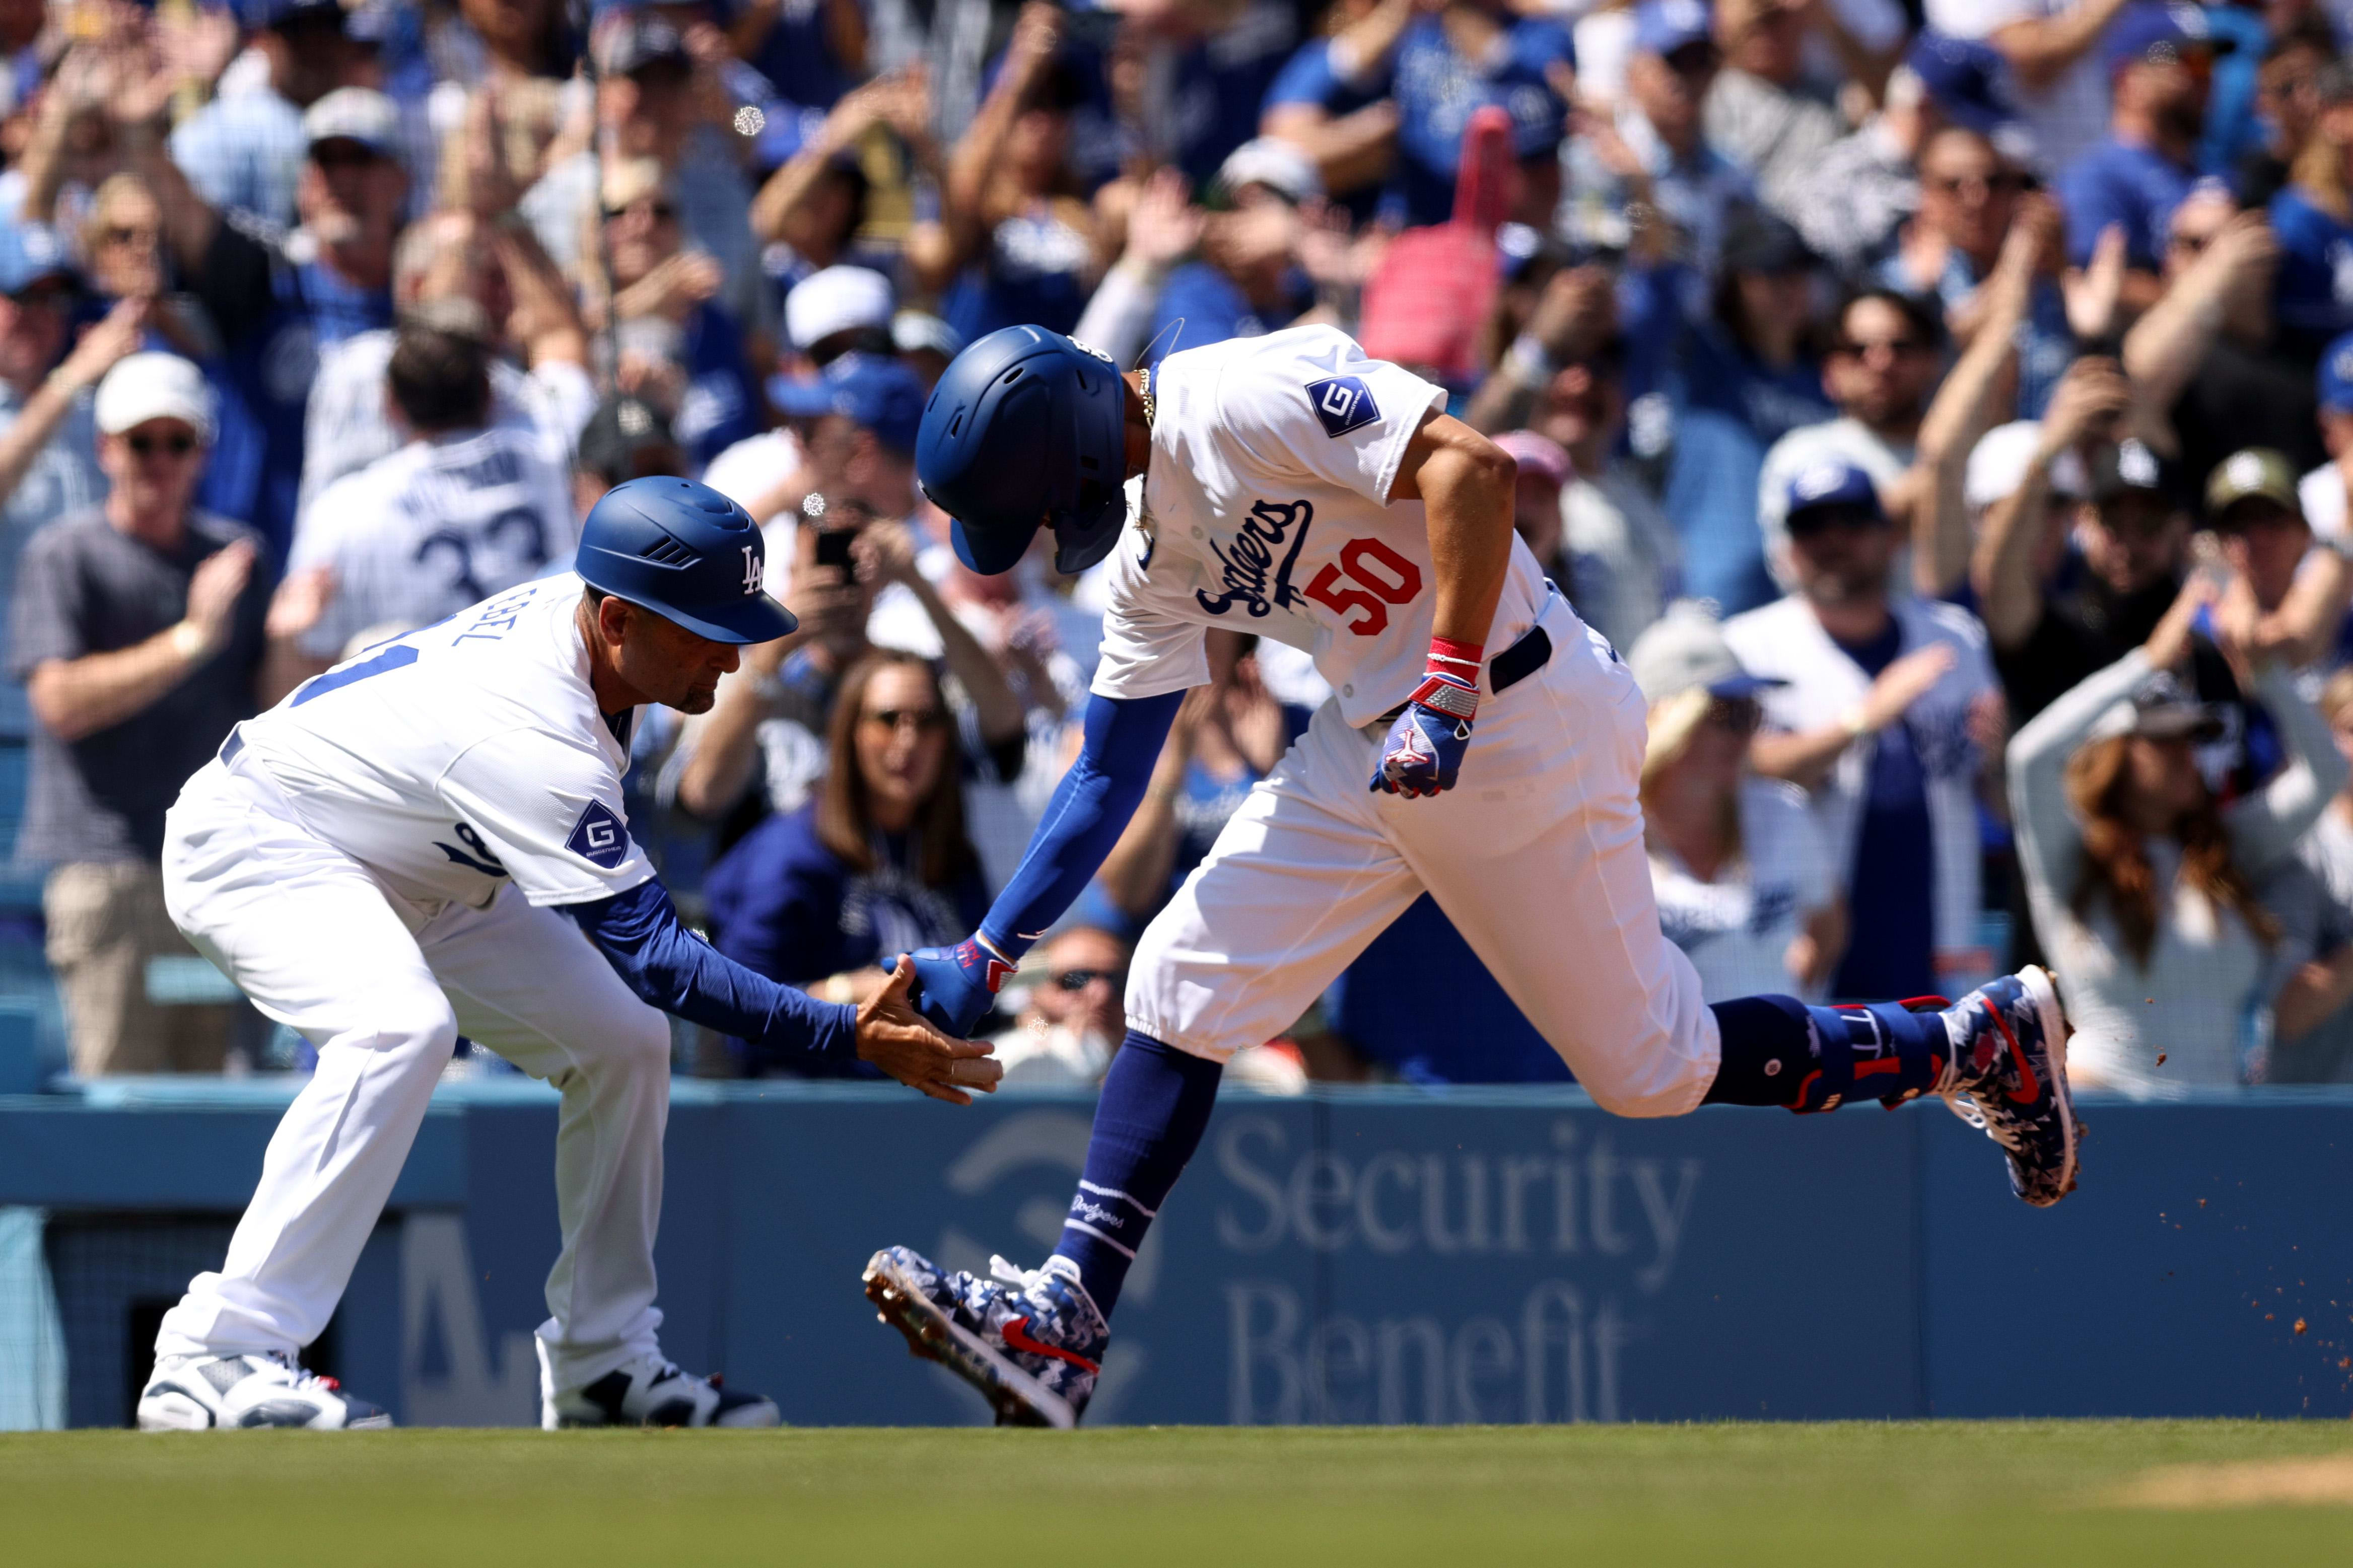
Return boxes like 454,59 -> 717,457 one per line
1304,375 -> 1378,439
1196,498 -> 1314,619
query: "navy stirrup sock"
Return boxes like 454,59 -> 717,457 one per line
1704,995 -> 1950,1112
1051,1030 -> 1222,1318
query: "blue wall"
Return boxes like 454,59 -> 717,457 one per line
5,1083 -> 2352,1425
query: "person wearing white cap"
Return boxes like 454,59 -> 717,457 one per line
1630,603 -> 1844,1003
4,353 -> 280,1076
787,265 -> 895,367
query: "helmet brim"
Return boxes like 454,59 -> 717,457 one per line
634,591 -> 799,645
951,514 -> 1039,577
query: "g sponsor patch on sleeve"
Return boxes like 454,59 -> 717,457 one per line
1304,375 -> 1378,439
564,799 -> 631,868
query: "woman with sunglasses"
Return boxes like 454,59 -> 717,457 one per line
703,650 -> 991,1074
1631,605 -> 1844,1004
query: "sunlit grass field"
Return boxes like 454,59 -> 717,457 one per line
5,1421 -> 2351,1564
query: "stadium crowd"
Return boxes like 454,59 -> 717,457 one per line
11,0 -> 2353,1095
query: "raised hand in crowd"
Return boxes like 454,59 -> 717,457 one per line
1972,354 -> 2134,651
2124,204 -> 2281,453
0,297 -> 147,520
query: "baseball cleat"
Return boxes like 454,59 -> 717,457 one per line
1935,965 -> 2082,1207
862,1245 -> 1105,1429
137,1351 -> 392,1431
543,1356 -> 780,1429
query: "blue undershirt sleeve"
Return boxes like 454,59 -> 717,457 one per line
563,877 -> 858,1062
978,688 -> 1185,960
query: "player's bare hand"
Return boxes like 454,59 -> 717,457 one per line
856,957 -> 1002,1105
183,539 -> 257,657
1855,644 -> 1954,734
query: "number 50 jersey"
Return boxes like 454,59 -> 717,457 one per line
1093,326 -> 1552,726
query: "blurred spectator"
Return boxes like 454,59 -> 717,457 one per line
600,156 -> 760,470
2274,667 -> 2353,1082
1922,0 -> 2129,177
2204,449 -> 2353,684
1787,44 -> 1941,272
1705,0 -> 1845,226
6,354 -> 276,1075
1375,0 -> 1572,229
279,314 -> 578,683
735,0 -> 866,116
2299,329 -> 2353,538
1491,427 -> 1574,591
987,924 -> 1129,1088
2237,21 -> 2334,208
787,264 -> 894,368
1142,141 -> 1322,369
0,230 -> 129,691
1725,461 -> 1999,1000
169,0 -> 358,233
908,4 -> 1105,343
1563,2 -> 1753,276
748,69 -> 918,292
573,390 -> 688,519
702,650 -> 991,1074
1095,630 -> 1287,932
523,13 -> 767,336
1972,359 -> 2183,725
1258,0 -> 1404,216
1070,167 -> 1209,371
2269,59 -> 2353,359
2008,582 -> 2345,1091
124,84 -> 406,554
2054,3 -> 2214,301
1631,603 -> 1843,1003
891,310 -> 963,391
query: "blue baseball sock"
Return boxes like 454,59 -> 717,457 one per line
1050,1030 -> 1222,1318
1703,994 -> 1949,1111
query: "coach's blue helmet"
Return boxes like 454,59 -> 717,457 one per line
916,324 -> 1128,576
575,476 -> 797,644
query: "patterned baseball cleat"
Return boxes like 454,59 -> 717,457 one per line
543,1355 -> 780,1429
1935,965 -> 2082,1207
137,1351 -> 392,1431
862,1245 -> 1106,1429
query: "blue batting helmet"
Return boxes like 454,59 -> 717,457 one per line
576,476 -> 797,645
916,324 -> 1129,576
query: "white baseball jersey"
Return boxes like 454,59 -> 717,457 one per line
1094,326 -> 1553,727
1650,778 -> 1836,1004
234,573 -> 654,911
300,330 -> 593,517
289,425 -> 579,660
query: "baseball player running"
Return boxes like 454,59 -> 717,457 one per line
861,325 -> 2080,1430
137,479 -> 999,1433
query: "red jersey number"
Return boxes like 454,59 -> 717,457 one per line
1305,538 -> 1424,636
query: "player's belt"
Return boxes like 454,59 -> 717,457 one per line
1370,621 -> 1554,728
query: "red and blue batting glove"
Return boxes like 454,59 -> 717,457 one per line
1370,637 -> 1481,799
903,934 -> 1015,1037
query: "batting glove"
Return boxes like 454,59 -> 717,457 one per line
904,935 -> 1015,1037
1370,637 -> 1482,799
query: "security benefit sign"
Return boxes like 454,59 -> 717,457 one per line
1134,1097 -> 1924,1425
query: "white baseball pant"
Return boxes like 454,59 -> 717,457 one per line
153,753 -> 673,1395
1126,597 -> 1722,1116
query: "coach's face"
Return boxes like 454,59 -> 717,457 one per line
592,593 -> 740,714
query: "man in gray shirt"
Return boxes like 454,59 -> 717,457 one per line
7,353 -> 276,1076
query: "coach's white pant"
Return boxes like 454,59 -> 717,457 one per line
152,756 -> 673,1394
1129,598 -> 1721,1117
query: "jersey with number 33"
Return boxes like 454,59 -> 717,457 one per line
1093,326 -> 1552,726
232,574 -> 655,913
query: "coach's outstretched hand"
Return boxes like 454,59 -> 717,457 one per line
856,958 -> 1002,1105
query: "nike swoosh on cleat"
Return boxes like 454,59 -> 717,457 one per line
1984,1006 -> 2041,1104
1002,1316 -> 1100,1374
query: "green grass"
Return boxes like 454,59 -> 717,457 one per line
4,1422 -> 2352,1564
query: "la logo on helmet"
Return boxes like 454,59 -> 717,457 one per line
741,545 -> 760,596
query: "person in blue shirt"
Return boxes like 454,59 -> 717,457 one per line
705,650 -> 992,1076
1142,141 -> 1320,370
734,0 -> 864,115
1383,0 -> 1575,228
169,0 -> 359,235
2054,3 -> 2217,307
2268,59 -> 2353,362
601,158 -> 762,471
1156,0 -> 1304,189
1259,0 -> 1402,220
130,86 -> 401,558
910,3 -> 1103,343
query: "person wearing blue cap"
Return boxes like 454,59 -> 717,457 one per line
1724,457 -> 2000,1006
1562,0 -> 1753,276
2052,1 -> 2217,295
1923,0 -> 2132,177
168,0 -> 359,234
